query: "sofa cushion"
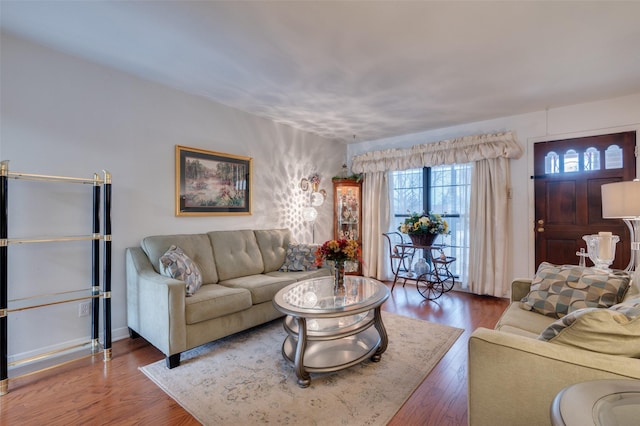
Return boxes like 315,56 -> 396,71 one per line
208,230 -> 265,281
495,301 -> 556,337
538,298 -> 640,357
158,245 -> 203,296
626,278 -> 640,299
185,284 -> 252,325
519,262 -> 630,318
141,233 -> 218,284
612,297 -> 640,316
279,243 -> 320,272
220,274 -> 296,304
266,268 -> 330,282
254,229 -> 291,273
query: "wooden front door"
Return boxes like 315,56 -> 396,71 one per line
534,131 -> 636,269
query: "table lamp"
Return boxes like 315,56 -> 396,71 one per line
601,179 -> 640,276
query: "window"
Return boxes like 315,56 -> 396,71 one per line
390,164 -> 472,285
584,147 -> 600,171
544,144 -> 623,174
563,149 -> 579,172
605,145 -> 623,169
544,151 -> 560,174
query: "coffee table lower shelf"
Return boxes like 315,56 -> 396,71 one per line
282,325 -> 381,373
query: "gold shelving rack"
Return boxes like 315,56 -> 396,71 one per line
0,160 -> 112,395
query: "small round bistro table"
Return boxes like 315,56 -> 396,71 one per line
272,275 -> 390,388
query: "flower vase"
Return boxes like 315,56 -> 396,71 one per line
409,233 -> 437,247
333,261 -> 346,296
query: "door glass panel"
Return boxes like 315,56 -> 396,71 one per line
584,147 -> 600,171
563,149 -> 579,172
605,145 -> 623,169
545,151 -> 560,174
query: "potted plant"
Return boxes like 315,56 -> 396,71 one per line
398,212 -> 450,246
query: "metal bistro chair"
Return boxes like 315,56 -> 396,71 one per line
382,232 -> 416,290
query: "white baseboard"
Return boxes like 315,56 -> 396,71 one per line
8,326 -> 132,365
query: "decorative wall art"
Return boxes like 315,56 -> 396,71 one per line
175,145 -> 252,216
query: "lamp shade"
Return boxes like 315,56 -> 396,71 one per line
601,180 -> 640,218
310,192 -> 324,207
302,206 -> 318,222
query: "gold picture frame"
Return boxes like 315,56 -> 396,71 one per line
175,145 -> 252,216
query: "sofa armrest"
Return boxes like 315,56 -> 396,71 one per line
510,278 -> 532,302
468,327 -> 640,426
126,247 -> 187,356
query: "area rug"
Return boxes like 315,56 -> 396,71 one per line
140,312 -> 463,425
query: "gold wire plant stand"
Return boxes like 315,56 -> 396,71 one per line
390,241 -> 456,301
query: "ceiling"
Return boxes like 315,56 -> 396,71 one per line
2,1 -> 640,143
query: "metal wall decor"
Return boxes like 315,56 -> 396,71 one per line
300,173 -> 327,207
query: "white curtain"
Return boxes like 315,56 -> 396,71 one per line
351,132 -> 522,173
467,157 -> 511,297
352,131 -> 522,295
452,164 -> 473,288
360,171 -> 390,279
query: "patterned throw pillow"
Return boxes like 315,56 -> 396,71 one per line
538,298 -> 640,357
159,245 -> 203,296
279,244 -> 320,272
519,262 -> 630,318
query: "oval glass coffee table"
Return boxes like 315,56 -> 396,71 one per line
273,275 -> 390,387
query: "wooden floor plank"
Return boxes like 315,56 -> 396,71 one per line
0,282 -> 508,425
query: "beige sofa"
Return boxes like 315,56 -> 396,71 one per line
468,277 -> 640,426
126,228 -> 329,368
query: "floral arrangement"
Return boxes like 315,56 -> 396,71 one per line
398,212 -> 450,235
314,239 -> 362,266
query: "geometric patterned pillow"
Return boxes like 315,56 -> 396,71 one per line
279,243 -> 320,272
537,298 -> 640,357
519,262 -> 630,318
159,245 -> 203,296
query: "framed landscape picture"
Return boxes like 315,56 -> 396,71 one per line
175,145 -> 252,216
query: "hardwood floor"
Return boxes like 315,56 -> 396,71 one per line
0,283 -> 508,425
384,284 -> 508,426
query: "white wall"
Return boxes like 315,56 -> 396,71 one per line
0,33 -> 344,359
349,93 -> 640,290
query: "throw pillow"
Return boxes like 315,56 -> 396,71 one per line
159,245 -> 203,296
519,262 -> 630,318
538,298 -> 640,357
279,243 -> 320,272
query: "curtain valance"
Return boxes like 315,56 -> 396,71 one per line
351,131 -> 523,173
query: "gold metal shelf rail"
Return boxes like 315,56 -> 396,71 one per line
6,288 -> 103,313
1,160 -> 111,185
2,234 -> 106,245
